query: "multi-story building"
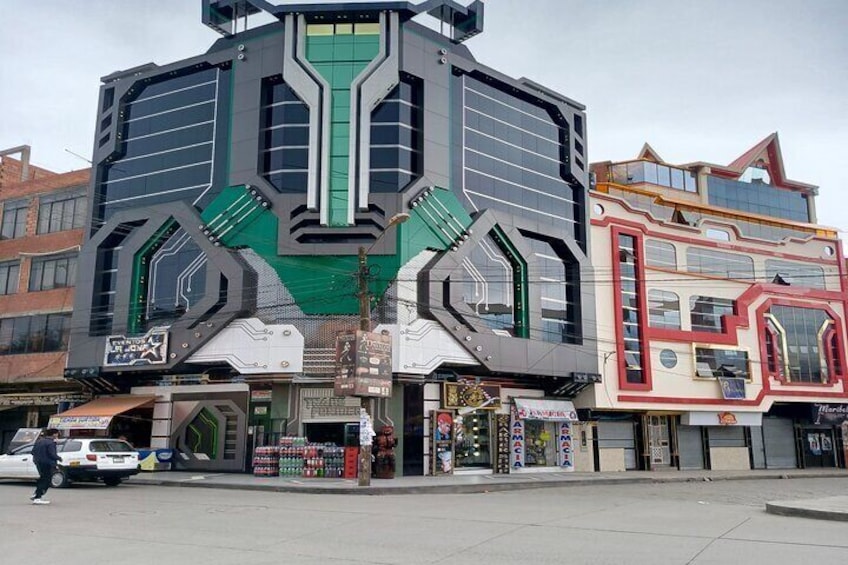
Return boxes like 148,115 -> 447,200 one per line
585,134 -> 848,472
0,145 -> 89,451
64,1 -> 598,475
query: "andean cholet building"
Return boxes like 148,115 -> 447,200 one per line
65,0 -> 598,475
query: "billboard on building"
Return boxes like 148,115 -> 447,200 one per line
104,328 -> 168,366
334,330 -> 392,398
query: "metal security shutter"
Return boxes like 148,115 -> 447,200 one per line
750,426 -> 766,469
597,420 -> 638,470
763,417 -> 797,469
677,425 -> 704,470
707,426 -> 746,447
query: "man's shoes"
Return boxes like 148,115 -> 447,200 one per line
32,499 -> 50,505
29,494 -> 37,501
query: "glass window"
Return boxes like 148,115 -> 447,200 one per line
694,347 -> 750,379
644,240 -> 676,269
37,191 -> 87,234
0,260 -> 20,295
648,290 -> 681,329
453,411 -> 491,469
690,295 -> 735,333
686,247 -> 754,280
705,228 -> 730,241
1,198 -> 29,239
0,313 -> 70,355
523,420 -> 559,467
767,305 -> 834,383
90,440 -> 135,452
525,235 -> 579,344
60,441 -> 83,453
29,254 -> 78,291
706,176 -> 810,222
765,259 -> 826,289
459,233 -> 516,335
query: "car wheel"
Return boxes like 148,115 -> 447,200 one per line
103,477 -> 122,487
50,468 -> 69,489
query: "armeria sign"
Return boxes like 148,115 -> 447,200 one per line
334,330 -> 392,398
104,328 -> 168,366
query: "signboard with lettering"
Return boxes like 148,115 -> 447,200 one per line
0,393 -> 89,407
811,404 -> 848,425
558,422 -> 574,471
510,411 -> 525,470
442,383 -> 502,410
104,328 -> 168,366
334,330 -> 392,398
495,414 -> 511,474
300,388 -> 360,422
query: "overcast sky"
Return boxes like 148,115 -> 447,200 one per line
1,0 -> 846,234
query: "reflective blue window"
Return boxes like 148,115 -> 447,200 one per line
461,75 -> 578,237
707,176 -> 809,222
369,75 -> 422,192
97,67 -> 225,221
260,76 -> 311,193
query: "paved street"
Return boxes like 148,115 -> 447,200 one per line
1,477 -> 847,564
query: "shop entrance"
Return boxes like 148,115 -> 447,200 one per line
304,422 -> 350,446
523,420 -> 558,467
646,415 -> 672,469
802,428 -> 837,467
454,410 -> 492,469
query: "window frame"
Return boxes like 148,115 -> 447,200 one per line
36,189 -> 87,234
28,253 -> 78,292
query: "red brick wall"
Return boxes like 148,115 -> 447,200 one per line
0,156 -> 58,190
1,167 -> 91,386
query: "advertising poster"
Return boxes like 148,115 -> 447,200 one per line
431,410 -> 454,475
495,414 -> 511,474
334,330 -> 392,398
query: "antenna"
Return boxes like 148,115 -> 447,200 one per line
64,148 -> 93,164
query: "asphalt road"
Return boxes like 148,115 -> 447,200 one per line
1,477 -> 846,564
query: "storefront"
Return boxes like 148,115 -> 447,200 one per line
509,398 -> 577,473
0,392 -> 90,452
680,411 -> 762,471
48,395 -> 156,446
805,403 -> 848,468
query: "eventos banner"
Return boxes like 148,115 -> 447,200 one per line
812,404 -> 848,425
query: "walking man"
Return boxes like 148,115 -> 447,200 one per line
31,428 -> 62,505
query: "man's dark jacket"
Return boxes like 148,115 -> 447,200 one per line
32,437 -> 61,467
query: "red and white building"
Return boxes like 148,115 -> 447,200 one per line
582,134 -> 848,472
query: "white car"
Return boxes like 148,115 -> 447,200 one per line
0,438 -> 140,488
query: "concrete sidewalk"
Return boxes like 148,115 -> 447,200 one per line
129,467 -> 848,521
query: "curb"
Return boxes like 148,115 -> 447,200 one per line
765,500 -> 848,522
128,471 -> 848,496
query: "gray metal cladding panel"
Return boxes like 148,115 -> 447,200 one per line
677,425 -> 705,470
763,417 -> 797,469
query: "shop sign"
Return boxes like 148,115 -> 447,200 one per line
0,393 -> 89,407
514,398 -> 578,422
681,411 -> 762,426
717,412 -> 738,426
251,389 -> 272,402
334,330 -> 392,398
811,404 -> 848,425
510,414 -> 525,469
442,383 -> 502,410
300,388 -> 360,422
718,377 -> 746,400
494,414 -> 511,474
48,415 -> 112,430
558,422 -> 574,471
104,328 -> 168,366
253,406 -> 268,416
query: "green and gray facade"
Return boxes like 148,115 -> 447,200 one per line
66,1 -> 598,474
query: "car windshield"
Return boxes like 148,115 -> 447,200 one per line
90,440 -> 134,453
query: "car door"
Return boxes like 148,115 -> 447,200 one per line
0,445 -> 36,478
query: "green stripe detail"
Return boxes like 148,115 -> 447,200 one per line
306,30 -> 380,226
491,226 -> 529,338
129,219 -> 177,334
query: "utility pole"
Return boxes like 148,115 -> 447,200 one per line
354,213 -> 409,487
357,244 -> 373,487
